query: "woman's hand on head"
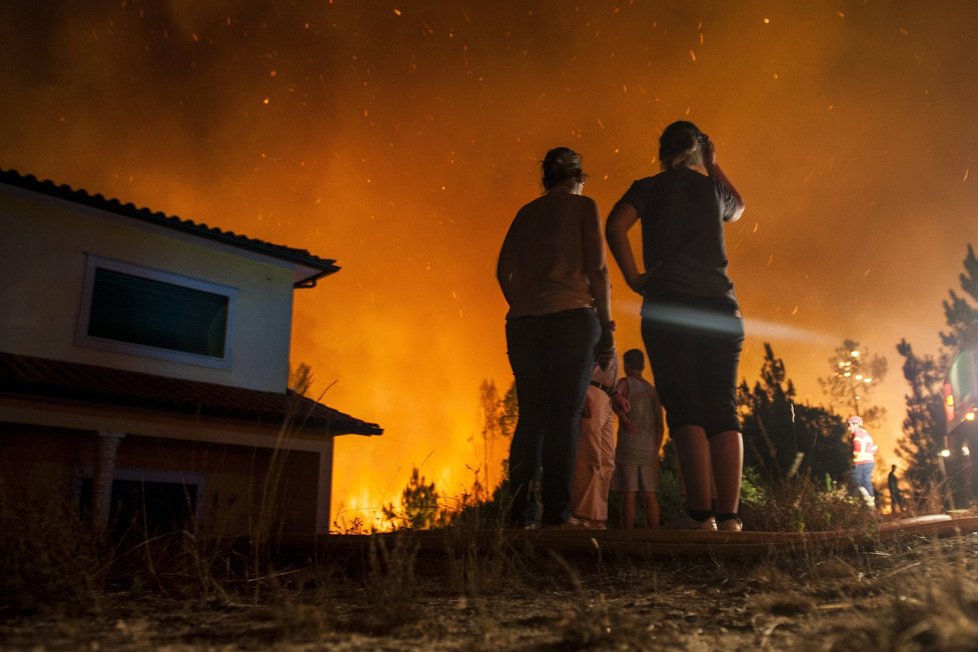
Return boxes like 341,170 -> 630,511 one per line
702,136 -> 717,168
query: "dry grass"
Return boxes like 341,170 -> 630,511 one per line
0,485 -> 106,615
740,474 -> 878,534
4,465 -> 978,650
841,537 -> 978,651
4,530 -> 978,650
356,531 -> 423,633
443,510 -> 521,596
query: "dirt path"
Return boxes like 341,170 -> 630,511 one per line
3,528 -> 977,651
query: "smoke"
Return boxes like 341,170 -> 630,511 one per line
3,1 -> 978,525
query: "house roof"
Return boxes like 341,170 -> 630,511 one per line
0,168 -> 340,286
0,352 -> 382,437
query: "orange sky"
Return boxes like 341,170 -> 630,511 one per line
3,1 -> 977,528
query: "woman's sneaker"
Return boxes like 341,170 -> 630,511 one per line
716,517 -> 743,532
667,512 -> 717,531
544,516 -> 592,529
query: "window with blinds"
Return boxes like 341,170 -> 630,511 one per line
77,256 -> 236,368
88,268 -> 228,358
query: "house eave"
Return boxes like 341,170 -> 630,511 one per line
0,352 -> 383,440
0,395 -> 377,452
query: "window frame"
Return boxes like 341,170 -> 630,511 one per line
78,465 -> 207,528
76,255 -> 237,369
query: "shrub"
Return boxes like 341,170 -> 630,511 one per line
740,470 -> 875,533
0,486 -> 106,614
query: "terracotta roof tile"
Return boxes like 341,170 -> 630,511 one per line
0,352 -> 382,437
0,169 -> 340,285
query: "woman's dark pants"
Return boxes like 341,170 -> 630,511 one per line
506,308 -> 600,526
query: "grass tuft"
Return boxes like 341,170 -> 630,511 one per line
741,473 -> 877,533
356,532 -> 422,633
0,486 -> 106,614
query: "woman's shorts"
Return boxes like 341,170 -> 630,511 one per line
640,293 -> 744,437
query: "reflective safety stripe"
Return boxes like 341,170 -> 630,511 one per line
853,429 -> 877,464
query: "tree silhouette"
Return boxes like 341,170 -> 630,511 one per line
382,466 -> 443,530
288,362 -> 314,395
740,343 -> 849,484
894,339 -> 946,503
897,244 -> 978,504
474,379 -> 517,496
894,244 -> 977,506
941,244 -> 978,349
817,339 -> 888,425
739,343 -> 796,479
477,379 -> 503,494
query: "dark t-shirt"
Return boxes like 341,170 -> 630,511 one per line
620,167 -> 738,304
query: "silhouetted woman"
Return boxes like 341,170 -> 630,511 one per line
497,147 -> 615,528
606,121 -> 745,531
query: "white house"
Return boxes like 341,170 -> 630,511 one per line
0,169 -> 381,538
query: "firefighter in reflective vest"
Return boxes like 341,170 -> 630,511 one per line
848,415 -> 878,507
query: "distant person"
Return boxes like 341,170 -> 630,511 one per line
611,348 -> 665,529
848,415 -> 878,507
497,147 -> 615,529
606,121 -> 746,532
888,464 -> 907,514
570,349 -> 625,529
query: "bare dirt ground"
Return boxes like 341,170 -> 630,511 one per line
3,527 -> 978,651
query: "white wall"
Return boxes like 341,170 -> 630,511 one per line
0,184 -> 297,392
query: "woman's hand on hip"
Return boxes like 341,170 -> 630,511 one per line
627,272 -> 651,294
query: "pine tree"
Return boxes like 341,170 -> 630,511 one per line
740,343 -> 796,479
817,339 -> 888,425
740,343 -> 849,483
941,244 -> 978,348
382,466 -> 443,530
894,339 -> 946,499
474,379 -> 518,496
477,379 -> 503,493
794,403 -> 851,486
895,244 -> 977,504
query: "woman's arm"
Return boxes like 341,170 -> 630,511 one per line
496,221 -> 517,304
703,137 -> 745,223
581,199 -> 613,325
605,201 -> 648,293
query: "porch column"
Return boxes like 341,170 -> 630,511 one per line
93,431 -> 125,530
315,437 -> 335,535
